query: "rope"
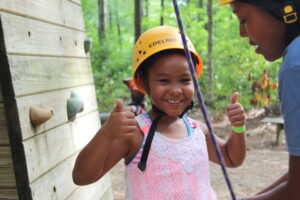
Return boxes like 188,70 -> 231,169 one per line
172,1 -> 237,199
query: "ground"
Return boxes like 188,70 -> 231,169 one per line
109,109 -> 288,200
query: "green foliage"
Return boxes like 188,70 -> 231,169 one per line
82,0 -> 281,113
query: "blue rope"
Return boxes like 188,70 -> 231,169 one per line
172,1 -> 237,199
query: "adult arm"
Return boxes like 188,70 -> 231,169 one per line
244,155 -> 300,200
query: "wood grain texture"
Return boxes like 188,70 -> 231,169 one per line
8,55 -> 93,97
0,188 -> 18,200
0,83 -> 2,102
66,175 -> 112,200
29,154 -> 111,200
24,111 -> 100,183
68,0 -> 81,6
17,84 -> 98,140
1,12 -> 86,57
0,146 -> 16,187
0,103 -> 9,145
0,0 -> 84,31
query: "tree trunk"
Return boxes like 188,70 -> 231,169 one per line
160,0 -> 165,25
199,0 -> 203,8
207,0 -> 214,103
134,0 -> 142,42
144,0 -> 149,30
115,2 -> 122,47
98,0 -> 105,41
108,1 -> 112,32
198,0 -> 204,21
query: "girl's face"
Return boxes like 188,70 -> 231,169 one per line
145,54 -> 194,117
231,2 -> 285,61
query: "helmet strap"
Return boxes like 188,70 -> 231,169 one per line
138,113 -> 164,171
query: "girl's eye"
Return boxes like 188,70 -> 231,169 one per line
181,78 -> 191,83
158,79 -> 169,83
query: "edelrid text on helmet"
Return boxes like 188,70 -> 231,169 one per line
132,26 -> 203,94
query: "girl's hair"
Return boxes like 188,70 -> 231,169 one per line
136,49 -> 198,93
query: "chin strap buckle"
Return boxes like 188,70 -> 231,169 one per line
282,4 -> 298,24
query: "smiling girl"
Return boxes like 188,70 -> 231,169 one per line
72,26 -> 246,200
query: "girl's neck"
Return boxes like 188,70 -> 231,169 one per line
148,110 -> 187,138
148,110 -> 181,123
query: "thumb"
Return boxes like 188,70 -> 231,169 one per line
114,99 -> 124,112
230,92 -> 239,104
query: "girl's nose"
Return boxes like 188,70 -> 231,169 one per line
170,85 -> 182,96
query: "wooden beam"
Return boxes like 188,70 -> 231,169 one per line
0,0 -> 84,31
66,175 -> 112,200
29,153 -> 111,200
8,56 -> 93,97
0,103 -> 10,145
17,84 -> 98,140
1,12 -> 86,57
0,83 -> 3,102
0,188 -> 18,200
24,111 -> 100,183
0,146 -> 16,187
68,0 -> 81,6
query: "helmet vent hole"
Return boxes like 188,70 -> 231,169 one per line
143,51 -> 146,55
138,50 -> 142,54
137,58 -> 139,62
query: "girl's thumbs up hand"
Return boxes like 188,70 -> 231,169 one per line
103,99 -> 137,140
226,92 -> 246,127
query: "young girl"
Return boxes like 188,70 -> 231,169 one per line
72,26 -> 246,199
219,1 -> 300,199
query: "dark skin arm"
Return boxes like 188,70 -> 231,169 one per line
202,92 -> 247,168
72,99 -> 142,185
243,155 -> 300,200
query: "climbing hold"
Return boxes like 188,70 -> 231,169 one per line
84,38 -> 93,53
67,91 -> 84,121
30,106 -> 54,126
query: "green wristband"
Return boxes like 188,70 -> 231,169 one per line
232,125 -> 246,134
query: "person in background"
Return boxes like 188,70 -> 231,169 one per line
219,0 -> 300,199
123,77 -> 146,115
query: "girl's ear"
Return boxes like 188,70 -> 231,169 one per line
140,80 -> 150,95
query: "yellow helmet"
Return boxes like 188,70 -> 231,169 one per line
218,0 -> 234,6
132,26 -> 203,94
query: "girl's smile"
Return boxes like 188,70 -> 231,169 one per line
145,53 -> 194,117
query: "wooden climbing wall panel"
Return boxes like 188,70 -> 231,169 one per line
0,85 -> 18,200
0,0 -> 113,199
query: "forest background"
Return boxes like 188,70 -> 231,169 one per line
82,0 -> 281,113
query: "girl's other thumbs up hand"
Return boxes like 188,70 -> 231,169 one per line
226,92 -> 246,127
230,92 -> 239,104
104,99 -> 137,140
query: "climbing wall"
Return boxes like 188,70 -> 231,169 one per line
0,0 -> 113,199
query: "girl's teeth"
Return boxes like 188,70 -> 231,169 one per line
168,100 -> 180,103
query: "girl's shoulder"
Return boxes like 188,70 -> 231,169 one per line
135,113 -> 152,135
184,115 -> 201,129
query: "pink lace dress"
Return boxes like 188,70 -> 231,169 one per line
125,114 -> 217,200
